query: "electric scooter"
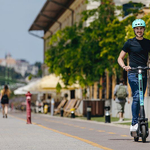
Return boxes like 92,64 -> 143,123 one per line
130,66 -> 149,143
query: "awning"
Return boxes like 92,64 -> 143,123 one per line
14,87 -> 27,95
29,0 -> 75,36
14,79 -> 42,95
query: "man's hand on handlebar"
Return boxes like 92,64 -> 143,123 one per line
123,66 -> 131,71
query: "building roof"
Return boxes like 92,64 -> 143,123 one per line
29,0 -> 75,33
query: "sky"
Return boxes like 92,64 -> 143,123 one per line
0,0 -> 46,64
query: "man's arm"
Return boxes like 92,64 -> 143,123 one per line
125,86 -> 130,104
118,50 -> 131,71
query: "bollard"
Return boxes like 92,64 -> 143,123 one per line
25,91 -> 32,124
87,106 -> 91,120
60,107 -> 64,117
105,106 -> 111,123
51,98 -> 55,116
70,108 -> 75,118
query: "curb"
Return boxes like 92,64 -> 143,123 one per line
36,113 -> 131,129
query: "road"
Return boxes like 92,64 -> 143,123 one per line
10,111 -> 150,150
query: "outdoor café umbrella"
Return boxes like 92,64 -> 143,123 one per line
39,74 -> 80,90
14,79 -> 42,95
14,86 -> 27,95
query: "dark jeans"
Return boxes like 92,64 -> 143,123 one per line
128,73 -> 147,126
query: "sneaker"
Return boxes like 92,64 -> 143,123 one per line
118,118 -> 123,122
130,123 -> 138,132
5,114 -> 7,118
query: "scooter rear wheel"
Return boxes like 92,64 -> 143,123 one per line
141,125 -> 146,143
134,137 -> 139,142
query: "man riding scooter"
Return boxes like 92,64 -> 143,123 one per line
117,19 -> 150,134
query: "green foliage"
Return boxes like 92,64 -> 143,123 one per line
123,1 -> 144,17
100,15 -> 135,74
0,66 -> 23,85
28,74 -> 33,80
45,0 -> 144,88
141,14 -> 150,39
56,82 -> 62,93
45,0 -> 117,87
34,61 -> 42,77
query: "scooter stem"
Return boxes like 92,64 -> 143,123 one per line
140,105 -> 145,119
138,69 -> 145,119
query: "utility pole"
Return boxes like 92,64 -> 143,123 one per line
5,65 -> 8,85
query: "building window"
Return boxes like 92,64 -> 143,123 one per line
123,2 -> 145,17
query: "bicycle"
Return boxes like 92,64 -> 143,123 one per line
130,66 -> 149,143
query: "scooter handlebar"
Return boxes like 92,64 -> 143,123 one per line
130,66 -> 150,71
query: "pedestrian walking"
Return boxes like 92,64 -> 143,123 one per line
0,85 -> 11,118
118,19 -> 150,132
114,78 -> 129,122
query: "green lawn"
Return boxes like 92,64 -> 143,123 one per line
53,113 -> 150,128
118,122 -> 150,128
77,116 -> 130,122
77,116 -> 150,128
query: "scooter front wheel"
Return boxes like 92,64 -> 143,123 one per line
141,125 -> 146,143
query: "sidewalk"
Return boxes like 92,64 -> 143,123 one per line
0,114 -> 102,150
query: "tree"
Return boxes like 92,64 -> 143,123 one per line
45,0 -> 141,88
45,0 -> 117,87
34,61 -> 42,77
0,66 -> 23,85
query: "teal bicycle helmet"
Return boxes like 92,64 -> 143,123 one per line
132,19 -> 146,28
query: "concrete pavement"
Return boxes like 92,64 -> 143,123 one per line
1,110 -> 150,150
0,112 -> 103,150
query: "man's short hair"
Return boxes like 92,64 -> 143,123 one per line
119,78 -> 124,83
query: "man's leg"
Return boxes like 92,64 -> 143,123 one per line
128,73 -> 147,126
117,103 -> 125,121
128,73 -> 139,125
121,102 -> 125,119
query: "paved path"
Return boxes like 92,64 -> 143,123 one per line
1,110 -> 150,150
0,111 -> 102,150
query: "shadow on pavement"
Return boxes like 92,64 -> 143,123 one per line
109,139 -> 132,141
